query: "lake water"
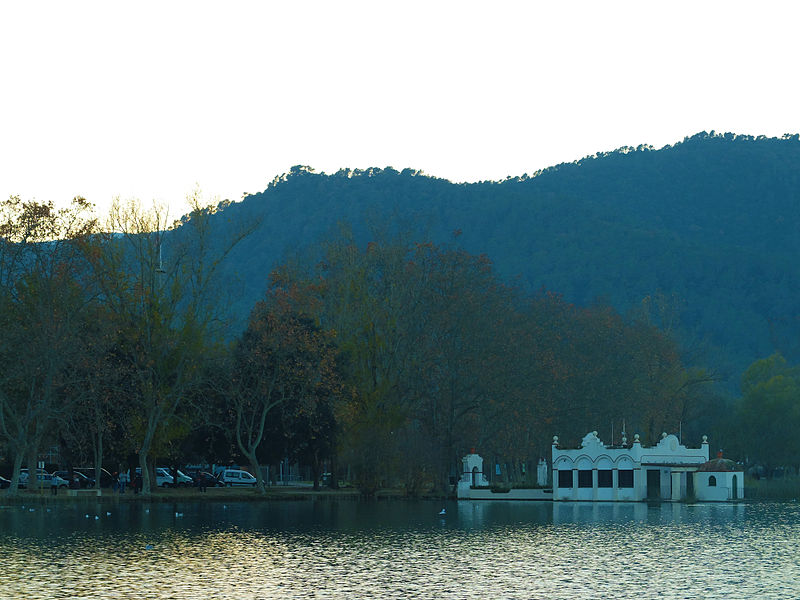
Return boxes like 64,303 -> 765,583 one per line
1,499 -> 798,599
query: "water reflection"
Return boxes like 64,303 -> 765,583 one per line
0,499 -> 798,599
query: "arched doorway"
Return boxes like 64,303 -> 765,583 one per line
732,474 -> 738,499
472,466 -> 479,487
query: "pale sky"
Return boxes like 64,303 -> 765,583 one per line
1,1 -> 798,218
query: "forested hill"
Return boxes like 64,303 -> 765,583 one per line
212,132 -> 800,386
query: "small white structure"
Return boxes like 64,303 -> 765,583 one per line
458,449 -> 489,489
694,457 -> 744,501
457,451 -> 552,500
551,431 -> 730,502
458,451 -> 491,494
536,458 -> 548,487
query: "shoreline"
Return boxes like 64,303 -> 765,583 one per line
0,486 -> 416,504
3,476 -> 797,504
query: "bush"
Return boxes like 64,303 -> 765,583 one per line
744,475 -> 800,500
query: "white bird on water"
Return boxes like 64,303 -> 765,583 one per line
439,508 -> 446,516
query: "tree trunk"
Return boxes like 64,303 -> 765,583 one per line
93,430 -> 104,493
27,439 -> 40,492
138,414 -> 159,496
139,451 -> 152,495
328,452 -> 339,490
8,451 -> 25,496
242,447 -> 265,493
311,451 -> 321,491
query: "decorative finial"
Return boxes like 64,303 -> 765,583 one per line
553,435 -> 559,446
661,432 -> 667,439
592,431 -> 598,437
702,435 -> 708,443
634,433 -> 640,443
621,435 -> 627,446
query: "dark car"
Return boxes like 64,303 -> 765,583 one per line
193,471 -> 221,488
53,470 -> 95,488
76,467 -> 115,488
0,475 -> 10,489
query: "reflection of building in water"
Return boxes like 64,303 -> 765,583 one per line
552,431 -> 743,502
552,501 -> 648,523
457,500 -> 491,528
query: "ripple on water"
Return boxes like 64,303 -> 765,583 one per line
1,501 -> 799,599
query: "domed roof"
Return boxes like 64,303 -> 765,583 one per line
697,458 -> 741,472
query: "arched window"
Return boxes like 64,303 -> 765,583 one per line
708,475 -> 717,487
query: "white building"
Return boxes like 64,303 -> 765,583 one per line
551,430 -> 741,502
456,451 -> 551,500
694,457 -> 745,501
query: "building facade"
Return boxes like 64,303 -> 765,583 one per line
552,431 -> 716,501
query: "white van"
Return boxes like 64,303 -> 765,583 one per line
158,468 -> 193,487
135,467 -> 174,487
217,469 -> 257,487
19,469 -> 69,489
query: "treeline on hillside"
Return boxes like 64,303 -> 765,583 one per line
214,133 -> 800,386
0,194 -> 723,496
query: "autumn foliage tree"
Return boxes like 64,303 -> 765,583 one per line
272,228 -> 712,493
230,282 -> 340,493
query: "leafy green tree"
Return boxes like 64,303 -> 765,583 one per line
733,354 -> 800,470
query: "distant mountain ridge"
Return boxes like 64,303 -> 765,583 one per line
210,132 -> 800,387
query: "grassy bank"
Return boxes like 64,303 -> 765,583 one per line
0,485 -> 365,504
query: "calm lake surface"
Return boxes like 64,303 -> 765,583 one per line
1,499 -> 798,599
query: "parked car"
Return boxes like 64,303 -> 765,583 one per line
76,467 -> 115,488
192,471 -> 221,488
0,475 -> 10,489
164,468 -> 193,487
217,469 -> 258,487
18,468 -> 43,486
20,469 -> 69,489
53,470 -> 95,488
135,467 -> 174,487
